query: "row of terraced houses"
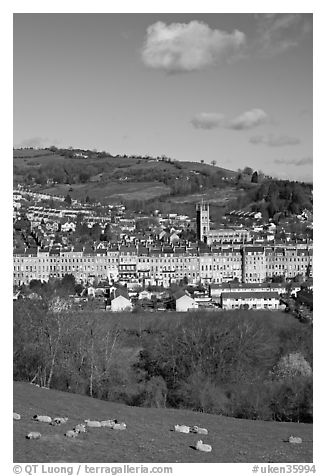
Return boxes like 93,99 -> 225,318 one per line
13,243 -> 312,287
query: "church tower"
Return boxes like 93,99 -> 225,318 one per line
196,201 -> 210,242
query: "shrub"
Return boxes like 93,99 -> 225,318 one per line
226,383 -> 273,421
271,352 -> 312,380
175,371 -> 229,414
141,376 -> 168,408
269,377 -> 313,423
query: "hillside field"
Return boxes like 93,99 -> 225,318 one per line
13,381 -> 312,463
42,181 -> 171,203
13,148 -> 237,204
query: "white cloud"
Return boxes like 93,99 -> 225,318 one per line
227,109 -> 268,130
142,21 -> 246,73
191,109 -> 268,131
250,134 -> 300,147
191,113 -> 225,130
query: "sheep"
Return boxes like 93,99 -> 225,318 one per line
195,440 -> 212,452
174,424 -> 190,433
100,419 -> 116,428
190,426 -> 208,435
26,432 -> 41,440
74,423 -> 86,433
50,417 -> 68,426
33,415 -> 52,423
13,412 -> 21,420
65,430 -> 78,438
84,419 -> 101,428
288,436 -> 302,444
112,422 -> 127,430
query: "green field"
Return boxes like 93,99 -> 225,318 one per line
41,181 -> 171,203
13,381 -> 313,463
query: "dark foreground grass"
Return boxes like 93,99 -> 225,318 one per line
13,382 -> 312,463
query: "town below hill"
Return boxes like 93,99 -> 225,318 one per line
13,146 -> 313,433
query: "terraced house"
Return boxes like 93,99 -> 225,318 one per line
13,243 -> 312,287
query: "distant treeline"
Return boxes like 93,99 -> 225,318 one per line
14,294 -> 313,423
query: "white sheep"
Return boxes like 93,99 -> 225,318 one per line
33,415 -> 52,423
195,440 -> 212,452
112,422 -> 127,430
100,419 -> 116,428
51,417 -> 68,425
289,436 -> 302,444
65,430 -> 78,438
26,432 -> 41,439
74,423 -> 86,433
13,412 -> 21,420
84,419 -> 101,428
174,424 -> 190,433
190,426 -> 208,435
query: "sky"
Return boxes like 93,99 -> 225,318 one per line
13,13 -> 313,182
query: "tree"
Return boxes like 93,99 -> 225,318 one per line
251,171 -> 259,183
75,283 -> 84,296
211,160 -> 217,167
200,160 -> 204,164
271,353 -> 312,380
29,280 -> 43,292
35,173 -> 47,185
64,194 -> 72,206
243,166 -> 254,175
102,223 -> 112,241
90,223 -> 102,241
60,274 -> 76,295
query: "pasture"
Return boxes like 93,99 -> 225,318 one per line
13,381 -> 313,463
42,181 -> 171,203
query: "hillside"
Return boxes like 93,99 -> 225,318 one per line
13,148 -> 238,205
13,148 -> 312,219
13,381 -> 312,463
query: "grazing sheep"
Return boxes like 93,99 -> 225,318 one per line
51,417 -> 68,425
190,426 -> 208,435
84,419 -> 101,428
195,440 -> 212,452
26,432 -> 41,440
112,422 -> 127,430
65,430 -> 78,438
100,419 -> 116,428
74,424 -> 86,433
174,424 -> 190,433
33,415 -> 52,423
13,412 -> 21,420
289,436 -> 302,444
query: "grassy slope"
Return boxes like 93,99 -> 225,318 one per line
13,149 -> 237,204
13,381 -> 312,463
41,182 -> 171,203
